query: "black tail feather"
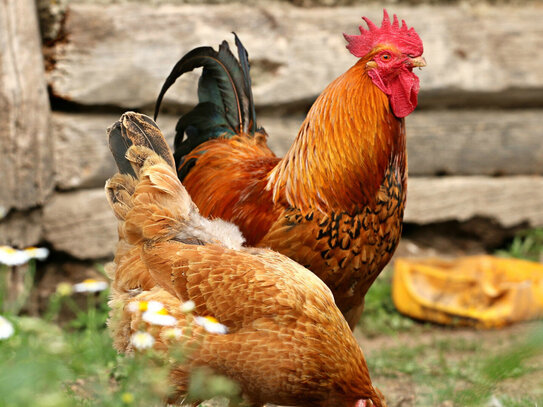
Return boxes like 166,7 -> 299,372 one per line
153,35 -> 258,180
154,43 -> 250,133
233,33 -> 256,134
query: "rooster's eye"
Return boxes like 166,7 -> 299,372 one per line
380,53 -> 392,62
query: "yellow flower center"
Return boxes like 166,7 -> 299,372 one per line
205,316 -> 219,324
138,301 -> 148,311
157,308 -> 169,315
82,279 -> 98,284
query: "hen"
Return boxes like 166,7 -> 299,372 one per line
105,112 -> 385,407
153,11 -> 426,329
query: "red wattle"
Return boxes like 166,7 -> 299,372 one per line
389,71 -> 420,118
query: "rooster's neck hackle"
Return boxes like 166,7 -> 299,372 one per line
268,59 -> 406,214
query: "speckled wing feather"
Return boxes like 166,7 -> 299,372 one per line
259,165 -> 406,328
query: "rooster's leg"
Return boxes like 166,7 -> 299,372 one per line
345,299 -> 365,330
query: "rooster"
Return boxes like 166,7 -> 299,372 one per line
105,112 -> 386,407
154,10 -> 425,329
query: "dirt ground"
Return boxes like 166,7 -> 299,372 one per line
357,321 -> 543,407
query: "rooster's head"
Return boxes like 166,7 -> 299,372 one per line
344,10 -> 426,118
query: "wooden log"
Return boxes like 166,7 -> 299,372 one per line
50,108 -> 543,191
46,3 -> 543,109
41,176 -> 543,259
42,189 -> 118,259
405,176 -> 543,227
0,0 -> 54,211
407,109 -> 543,176
0,209 -> 43,249
53,113 -> 118,190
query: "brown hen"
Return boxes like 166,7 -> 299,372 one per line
105,112 -> 385,407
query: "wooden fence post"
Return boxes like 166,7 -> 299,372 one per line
0,0 -> 54,216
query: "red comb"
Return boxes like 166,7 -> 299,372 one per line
344,10 -> 423,58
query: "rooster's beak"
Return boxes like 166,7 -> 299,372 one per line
410,56 -> 427,68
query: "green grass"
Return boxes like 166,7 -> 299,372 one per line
452,325 -> 543,406
496,228 -> 543,261
361,228 -> 543,406
0,288 -> 171,407
367,324 -> 543,406
0,266 -> 240,407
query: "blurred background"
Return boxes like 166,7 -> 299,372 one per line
1,0 -> 542,406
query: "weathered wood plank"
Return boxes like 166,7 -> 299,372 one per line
0,209 -> 43,248
42,189 -> 118,259
51,108 -> 543,191
46,3 -> 543,109
407,109 -> 543,176
405,176 -> 543,227
0,0 -> 54,211
53,113 -> 118,190
41,176 -> 543,259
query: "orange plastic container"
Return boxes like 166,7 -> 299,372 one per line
393,256 -> 543,328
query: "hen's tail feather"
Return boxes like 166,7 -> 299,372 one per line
108,112 -> 175,176
105,124 -> 188,296
105,173 -> 136,221
121,146 -> 195,245
153,35 -> 257,180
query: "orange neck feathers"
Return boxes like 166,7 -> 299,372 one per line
267,59 -> 406,214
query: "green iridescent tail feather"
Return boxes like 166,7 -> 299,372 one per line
153,34 -> 258,181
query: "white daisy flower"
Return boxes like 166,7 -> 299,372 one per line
194,316 -> 228,334
130,331 -> 155,350
180,300 -> 195,313
146,300 -> 165,313
24,247 -> 50,261
73,279 -> 108,293
127,300 -> 164,314
0,316 -> 14,340
0,246 -> 30,266
142,307 -> 177,327
163,327 -> 183,340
